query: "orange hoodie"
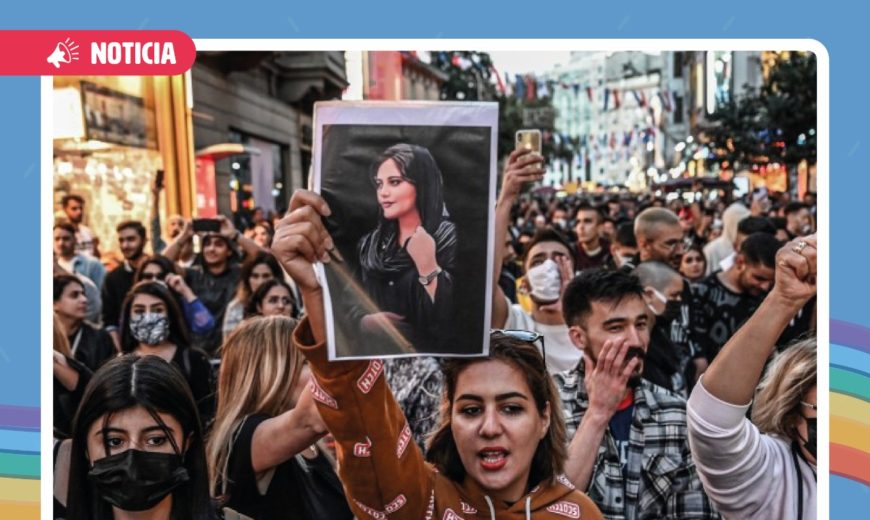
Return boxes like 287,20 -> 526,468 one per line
294,317 -> 604,519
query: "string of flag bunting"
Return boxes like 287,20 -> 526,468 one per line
494,69 -> 676,113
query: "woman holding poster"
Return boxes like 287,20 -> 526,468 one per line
271,189 -> 604,520
355,143 -> 457,350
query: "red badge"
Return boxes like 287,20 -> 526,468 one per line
396,422 -> 412,458
357,359 -> 384,394
384,494 -> 407,514
353,437 -> 372,458
309,379 -> 338,409
546,501 -> 581,518
0,30 -> 195,75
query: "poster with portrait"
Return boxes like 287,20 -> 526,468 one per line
313,101 -> 498,360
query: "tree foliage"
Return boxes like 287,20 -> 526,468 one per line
703,52 -> 816,168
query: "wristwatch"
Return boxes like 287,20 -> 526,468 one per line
418,267 -> 442,286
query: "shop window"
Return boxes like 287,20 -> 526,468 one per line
228,130 -> 287,229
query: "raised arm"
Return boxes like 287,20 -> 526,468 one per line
249,380 -> 328,473
273,190 -> 434,518
163,219 -> 193,262
492,149 -> 545,328
217,214 -> 265,261
699,235 -> 816,405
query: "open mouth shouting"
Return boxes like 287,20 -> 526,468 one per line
479,447 -> 509,471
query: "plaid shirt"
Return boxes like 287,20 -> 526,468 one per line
555,360 -> 719,520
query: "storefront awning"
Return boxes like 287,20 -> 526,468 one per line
195,143 -> 261,161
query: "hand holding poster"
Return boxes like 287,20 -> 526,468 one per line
312,101 -> 498,360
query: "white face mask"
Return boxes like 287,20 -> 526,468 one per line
526,258 -> 562,304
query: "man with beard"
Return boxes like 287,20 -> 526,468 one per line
692,232 -> 781,362
633,207 -> 685,269
61,194 -> 98,257
101,221 -> 148,345
632,207 -> 709,385
556,269 -> 716,519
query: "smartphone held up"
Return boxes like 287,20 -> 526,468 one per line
516,129 -> 542,154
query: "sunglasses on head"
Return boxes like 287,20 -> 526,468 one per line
490,329 -> 547,371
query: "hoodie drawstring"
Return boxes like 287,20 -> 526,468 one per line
483,495 -> 496,520
525,496 -> 531,520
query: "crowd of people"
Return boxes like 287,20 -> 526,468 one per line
52,148 -> 818,519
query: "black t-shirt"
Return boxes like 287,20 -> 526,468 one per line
574,238 -> 613,272
171,347 -> 216,426
70,322 -> 116,372
101,263 -> 136,329
184,263 -> 241,355
691,271 -> 763,361
222,414 -> 352,520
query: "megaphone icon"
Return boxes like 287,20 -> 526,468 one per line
47,38 -> 80,69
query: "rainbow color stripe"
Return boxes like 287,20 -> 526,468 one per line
0,404 -> 39,517
831,320 -> 870,488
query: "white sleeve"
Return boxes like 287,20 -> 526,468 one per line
502,295 -> 530,330
687,378 -> 792,518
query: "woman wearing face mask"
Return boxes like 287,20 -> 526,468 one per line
271,190 -> 603,519
120,281 -> 215,425
207,316 -> 350,520
353,143 -> 457,353
688,235 -> 817,519
55,354 -> 215,520
243,279 -> 297,319
222,252 -> 284,336
135,255 -> 216,337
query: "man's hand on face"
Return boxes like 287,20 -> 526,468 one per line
584,338 -> 639,422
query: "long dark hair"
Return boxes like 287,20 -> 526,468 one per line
370,143 -> 450,234
236,251 -> 283,303
120,281 -> 191,354
243,278 -> 296,318
66,355 -> 212,520
426,334 -> 567,488
134,254 -> 180,282
54,274 -> 84,302
360,144 -> 457,276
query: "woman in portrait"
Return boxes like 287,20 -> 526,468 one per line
355,143 -> 457,352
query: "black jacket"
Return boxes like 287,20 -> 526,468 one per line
100,263 -> 135,330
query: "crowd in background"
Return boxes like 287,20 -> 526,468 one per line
51,149 -> 818,519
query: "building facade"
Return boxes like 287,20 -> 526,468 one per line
191,51 -> 347,220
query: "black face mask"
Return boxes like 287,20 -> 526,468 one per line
659,300 -> 682,323
87,449 -> 190,511
802,417 -> 817,460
